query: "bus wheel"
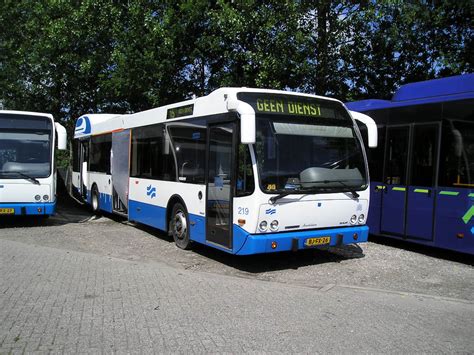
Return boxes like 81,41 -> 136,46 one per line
170,203 -> 191,250
91,186 -> 100,214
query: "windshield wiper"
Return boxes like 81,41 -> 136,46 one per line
1,171 -> 40,185
269,191 -> 294,204
298,179 -> 361,198
313,179 -> 360,198
268,179 -> 362,204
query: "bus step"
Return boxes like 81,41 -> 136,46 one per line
113,210 -> 128,218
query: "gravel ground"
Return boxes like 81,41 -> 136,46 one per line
1,195 -> 473,302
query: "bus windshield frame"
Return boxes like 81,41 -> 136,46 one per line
0,114 -> 53,179
236,93 -> 368,195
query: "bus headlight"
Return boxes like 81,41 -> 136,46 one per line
358,214 -> 365,224
35,195 -> 41,201
350,215 -> 357,225
43,195 -> 49,201
259,221 -> 268,232
270,220 -> 279,231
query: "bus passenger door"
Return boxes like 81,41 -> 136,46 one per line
79,140 -> 89,200
405,123 -> 439,241
111,130 -> 130,215
206,122 -> 235,250
380,126 -> 410,236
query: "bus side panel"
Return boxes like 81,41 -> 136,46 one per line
435,188 -> 474,255
128,178 -> 207,241
88,172 -> 113,213
128,199 -> 167,231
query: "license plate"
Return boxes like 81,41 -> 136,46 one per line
304,236 -> 331,247
0,208 -> 14,215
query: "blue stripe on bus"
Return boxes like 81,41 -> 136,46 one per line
99,192 -> 113,213
127,199 -> 370,255
86,190 -> 113,213
128,199 -> 206,243
235,225 -> 369,255
0,202 -> 56,216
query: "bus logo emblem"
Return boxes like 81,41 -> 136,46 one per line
265,208 -> 276,215
74,116 -> 91,136
146,185 -> 156,199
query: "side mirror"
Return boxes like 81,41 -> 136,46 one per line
227,98 -> 256,144
55,122 -> 67,150
350,110 -> 378,148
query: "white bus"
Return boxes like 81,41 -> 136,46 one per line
72,88 -> 377,255
0,110 -> 67,217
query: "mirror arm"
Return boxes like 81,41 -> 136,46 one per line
55,122 -> 68,150
349,110 -> 378,148
227,97 -> 256,144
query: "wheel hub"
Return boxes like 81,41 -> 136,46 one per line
173,211 -> 187,240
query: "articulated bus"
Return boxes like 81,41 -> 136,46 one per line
347,74 -> 474,255
0,110 -> 67,217
72,88 -> 377,255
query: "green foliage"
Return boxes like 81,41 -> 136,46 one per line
0,0 -> 471,160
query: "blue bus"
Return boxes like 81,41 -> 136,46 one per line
347,74 -> 474,255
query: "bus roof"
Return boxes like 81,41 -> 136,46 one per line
74,87 -> 344,138
0,110 -> 54,120
346,74 -> 474,112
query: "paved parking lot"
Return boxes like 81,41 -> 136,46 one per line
1,197 -> 473,353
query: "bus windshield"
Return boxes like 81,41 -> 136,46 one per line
0,114 -> 52,179
255,115 -> 367,194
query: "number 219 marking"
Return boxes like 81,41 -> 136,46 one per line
238,207 -> 249,215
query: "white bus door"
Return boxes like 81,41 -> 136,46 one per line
79,140 -> 89,200
111,130 -> 130,215
206,123 -> 235,249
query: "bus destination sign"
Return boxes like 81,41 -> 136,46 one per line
237,93 -> 338,119
167,104 -> 194,119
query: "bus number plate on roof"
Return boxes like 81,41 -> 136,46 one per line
0,208 -> 14,215
304,236 -> 331,247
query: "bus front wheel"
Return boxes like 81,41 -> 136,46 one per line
91,185 -> 100,214
170,203 -> 191,250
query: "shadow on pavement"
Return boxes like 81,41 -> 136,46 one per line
0,192 -> 94,228
135,220 -> 365,272
369,234 -> 474,266
188,243 -> 365,273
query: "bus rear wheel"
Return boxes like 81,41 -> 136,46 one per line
170,202 -> 191,250
91,186 -> 100,214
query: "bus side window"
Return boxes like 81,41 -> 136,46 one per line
438,100 -> 474,187
90,134 -> 112,174
131,124 -> 175,181
236,144 -> 255,197
356,120 -> 385,182
168,124 -> 206,184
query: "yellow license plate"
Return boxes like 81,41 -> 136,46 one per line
304,236 -> 331,247
0,208 -> 15,215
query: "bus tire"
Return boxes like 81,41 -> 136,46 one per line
170,202 -> 191,250
91,185 -> 100,214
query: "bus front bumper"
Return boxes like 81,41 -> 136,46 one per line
235,225 -> 369,255
0,202 -> 56,216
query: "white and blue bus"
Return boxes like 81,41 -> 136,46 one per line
0,110 -> 67,217
72,88 -> 377,255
